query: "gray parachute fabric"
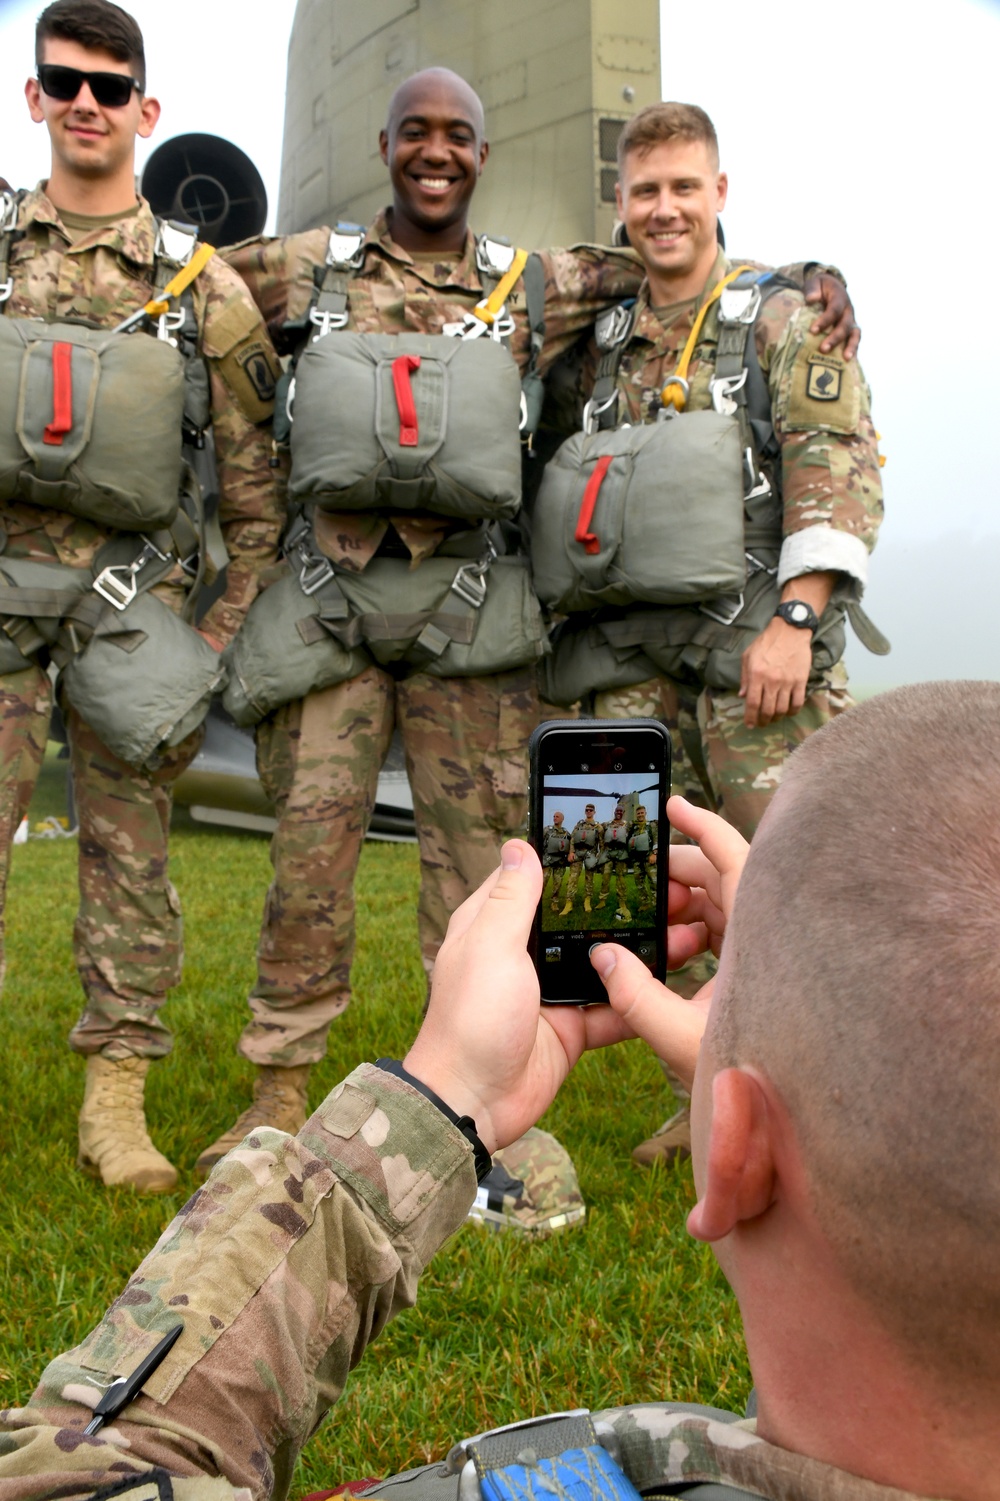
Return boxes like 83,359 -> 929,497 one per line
529,412 -> 747,614
0,318 -> 185,530
288,332 -> 524,521
61,591 -> 225,772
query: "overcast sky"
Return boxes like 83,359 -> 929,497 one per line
1,0 -> 997,689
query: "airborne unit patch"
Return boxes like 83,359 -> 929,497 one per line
806,355 -> 843,402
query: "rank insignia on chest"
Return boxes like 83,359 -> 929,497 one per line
805,355 -> 843,402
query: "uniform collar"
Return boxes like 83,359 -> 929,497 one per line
366,208 -> 480,287
631,246 -> 732,343
19,183 -> 159,268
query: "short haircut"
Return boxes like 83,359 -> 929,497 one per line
35,0 -> 146,92
617,102 -> 719,174
636,805 -> 646,814
712,682 -> 1000,1381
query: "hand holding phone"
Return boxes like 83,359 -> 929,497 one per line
527,719 -> 671,1005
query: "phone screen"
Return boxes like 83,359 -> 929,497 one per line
528,719 -> 671,1004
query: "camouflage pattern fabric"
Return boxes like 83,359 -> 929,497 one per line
0,189 -> 283,1058
596,666 -> 853,842
610,251 -> 883,554
221,212 -> 645,1067
245,663 -> 535,1066
0,1064 -> 477,1501
470,1127 -> 585,1237
541,825 -> 570,910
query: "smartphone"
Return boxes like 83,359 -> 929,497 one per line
527,718 -> 671,1004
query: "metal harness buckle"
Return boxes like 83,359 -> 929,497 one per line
595,302 -> 633,350
699,590 -> 745,626
743,446 -> 771,500
93,535 -> 170,611
718,282 -> 762,326
583,390 -> 618,435
309,306 -> 349,340
475,235 -> 516,277
451,541 -> 496,609
0,280 -> 11,305
710,367 -> 748,415
156,307 -> 187,345
325,225 -> 366,272
153,219 -> 198,268
296,543 -> 335,597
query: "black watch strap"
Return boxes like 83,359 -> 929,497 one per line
375,1059 -> 493,1182
775,598 -> 820,633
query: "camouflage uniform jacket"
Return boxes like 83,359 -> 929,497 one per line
570,817 -> 603,853
0,1064 -> 477,1501
608,249 -> 882,594
628,818 -> 657,855
224,211 -> 643,572
541,822 -> 571,863
3,187 -> 284,646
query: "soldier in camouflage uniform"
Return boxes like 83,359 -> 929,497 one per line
598,804 -> 632,920
3,689 -> 995,1501
0,1 -> 282,1192
540,810 -> 571,912
198,66 -> 648,1204
628,804 -> 657,911
560,804 -> 604,916
544,105 -> 882,1166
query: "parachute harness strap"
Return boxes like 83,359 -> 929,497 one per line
660,263 -> 754,411
473,247 -> 529,326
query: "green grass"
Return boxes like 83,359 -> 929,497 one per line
0,747 -> 750,1487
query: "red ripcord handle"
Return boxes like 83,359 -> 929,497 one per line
391,354 -> 421,447
43,341 -> 74,446
574,454 -> 613,554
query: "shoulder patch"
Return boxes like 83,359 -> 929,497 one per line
784,338 -> 860,435
805,355 -> 842,402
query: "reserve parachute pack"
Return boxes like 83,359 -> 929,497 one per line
357,1403 -> 762,1501
0,201 -> 225,769
224,226 -> 548,718
281,225 -> 541,523
223,510 -> 544,725
534,267 -> 889,704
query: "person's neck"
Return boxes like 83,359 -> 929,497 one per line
46,162 -> 137,218
644,245 -> 720,308
387,205 -> 468,256
741,1228 -> 1000,1499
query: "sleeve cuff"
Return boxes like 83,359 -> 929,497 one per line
304,1063 -> 478,1265
778,525 -> 869,595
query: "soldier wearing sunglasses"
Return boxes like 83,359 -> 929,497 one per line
2,0 -> 283,1193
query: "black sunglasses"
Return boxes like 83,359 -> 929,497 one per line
37,63 -> 142,108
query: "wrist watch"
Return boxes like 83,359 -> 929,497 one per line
775,599 -> 820,633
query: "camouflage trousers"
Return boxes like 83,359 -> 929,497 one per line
596,662 -> 853,841
0,1065 -> 475,1501
600,857 -> 629,907
0,661 -> 201,1060
542,859 -> 569,909
563,857 -> 598,906
244,663 -> 537,1066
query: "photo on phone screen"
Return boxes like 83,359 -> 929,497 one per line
528,719 -> 671,1005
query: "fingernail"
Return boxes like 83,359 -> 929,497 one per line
501,841 -> 524,870
590,943 -> 616,978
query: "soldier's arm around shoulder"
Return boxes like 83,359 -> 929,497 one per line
192,253 -> 285,647
759,287 -> 883,597
532,244 -> 644,374
222,227 -> 332,351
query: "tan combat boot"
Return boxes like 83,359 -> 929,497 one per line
78,1055 -> 178,1193
196,1064 -> 311,1176
631,1105 -> 692,1167
559,899 -> 573,917
584,896 -> 592,913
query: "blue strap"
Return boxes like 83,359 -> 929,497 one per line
480,1446 -> 643,1501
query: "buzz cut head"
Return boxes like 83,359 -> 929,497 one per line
712,682 -> 1000,1383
